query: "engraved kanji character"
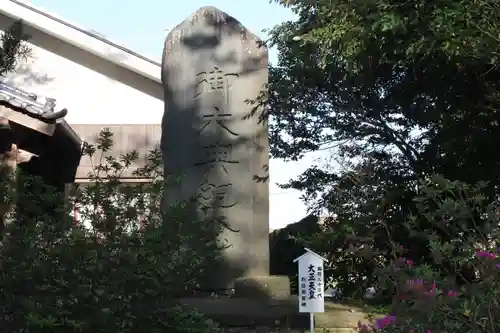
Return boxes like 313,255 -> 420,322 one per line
194,143 -> 239,174
198,180 -> 237,216
194,66 -> 239,103
198,106 -> 238,136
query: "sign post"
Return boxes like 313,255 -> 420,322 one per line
293,248 -> 328,333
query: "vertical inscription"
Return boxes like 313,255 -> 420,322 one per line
299,276 -> 307,307
316,265 -> 323,299
308,264 -> 317,300
194,67 -> 240,216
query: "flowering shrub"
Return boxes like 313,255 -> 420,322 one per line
357,176 -> 500,333
0,129 -> 223,333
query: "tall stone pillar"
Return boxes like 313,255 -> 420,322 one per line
161,6 -> 288,297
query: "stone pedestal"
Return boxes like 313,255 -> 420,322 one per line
179,296 -> 305,329
179,297 -> 377,330
234,275 -> 291,299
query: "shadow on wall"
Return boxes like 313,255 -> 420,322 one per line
0,13 -> 162,100
162,7 -> 271,296
71,124 -> 161,180
4,63 -> 55,87
269,215 -> 323,293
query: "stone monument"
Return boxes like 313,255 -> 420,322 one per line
161,6 -> 289,297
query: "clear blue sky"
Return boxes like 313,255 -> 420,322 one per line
28,0 -> 317,229
28,0 -> 295,64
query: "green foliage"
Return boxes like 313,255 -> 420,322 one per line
0,20 -> 31,76
0,129 -> 222,333
0,20 -> 31,227
356,176 -> 500,332
269,215 -> 322,294
267,0 -> 500,299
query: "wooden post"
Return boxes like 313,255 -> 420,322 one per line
0,143 -> 18,232
0,141 -> 37,234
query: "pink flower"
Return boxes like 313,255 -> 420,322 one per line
495,263 -> 500,269
375,315 -> 396,330
356,321 -> 373,332
447,289 -> 457,297
476,250 -> 496,259
406,278 -> 425,292
406,279 -> 424,286
396,257 -> 414,267
421,281 -> 437,297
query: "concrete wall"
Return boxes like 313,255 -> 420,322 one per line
0,13 -> 163,125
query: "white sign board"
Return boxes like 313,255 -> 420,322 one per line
294,248 -> 327,313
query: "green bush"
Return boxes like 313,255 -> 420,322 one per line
269,215 -> 322,294
356,175 -> 500,333
0,129 -> 222,333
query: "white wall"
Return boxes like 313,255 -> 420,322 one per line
0,13 -> 164,125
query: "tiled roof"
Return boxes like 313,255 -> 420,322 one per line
0,82 -> 82,183
0,82 -> 77,139
0,82 -> 57,118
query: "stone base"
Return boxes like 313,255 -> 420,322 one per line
179,296 -> 306,328
178,297 -> 375,329
233,275 -> 291,299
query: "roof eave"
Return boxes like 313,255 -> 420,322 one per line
1,0 -> 161,83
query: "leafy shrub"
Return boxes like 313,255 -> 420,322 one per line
0,129 -> 223,333
356,175 -> 500,333
269,215 -> 322,294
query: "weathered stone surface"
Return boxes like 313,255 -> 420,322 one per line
161,6 -> 269,289
234,276 -> 291,299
